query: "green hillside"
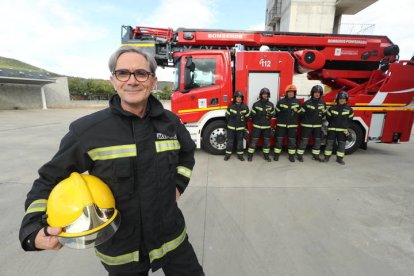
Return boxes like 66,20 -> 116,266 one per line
0,56 -> 60,77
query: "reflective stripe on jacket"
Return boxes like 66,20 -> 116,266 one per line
300,98 -> 327,127
251,99 -> 274,128
225,103 -> 250,129
326,104 -> 354,130
275,97 -> 301,127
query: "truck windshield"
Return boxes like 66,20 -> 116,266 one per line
191,58 -> 216,88
174,57 -> 216,91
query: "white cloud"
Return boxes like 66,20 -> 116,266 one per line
134,0 -> 220,81
157,67 -> 175,82
342,0 -> 414,60
139,0 -> 218,29
0,0 -> 111,78
0,0 -> 221,79
246,23 -> 266,31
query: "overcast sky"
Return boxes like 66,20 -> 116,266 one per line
0,0 -> 412,81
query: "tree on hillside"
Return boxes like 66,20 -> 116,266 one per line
68,77 -> 116,100
154,84 -> 173,100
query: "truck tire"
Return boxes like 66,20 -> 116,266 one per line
345,121 -> 364,155
202,120 -> 227,155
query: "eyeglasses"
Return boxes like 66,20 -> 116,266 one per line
113,69 -> 155,82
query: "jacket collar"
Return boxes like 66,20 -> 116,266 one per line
109,94 -> 176,136
109,94 -> 164,118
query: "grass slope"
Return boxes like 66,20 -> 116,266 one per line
0,56 -> 60,77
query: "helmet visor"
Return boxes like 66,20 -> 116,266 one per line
58,212 -> 120,249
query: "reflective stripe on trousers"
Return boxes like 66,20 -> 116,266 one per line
95,228 -> 187,265
324,131 -> 346,157
297,127 -> 322,155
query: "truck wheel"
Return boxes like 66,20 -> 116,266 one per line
202,120 -> 227,155
345,121 -> 364,155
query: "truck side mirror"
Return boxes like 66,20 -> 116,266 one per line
184,57 -> 196,91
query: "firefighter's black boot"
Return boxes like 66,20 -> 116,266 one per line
263,153 -> 271,162
312,154 -> 322,161
297,154 -> 304,162
224,154 -> 230,161
273,153 -> 279,161
289,154 -> 295,163
247,153 -> 253,162
237,154 -> 245,161
323,155 -> 330,163
336,157 -> 345,165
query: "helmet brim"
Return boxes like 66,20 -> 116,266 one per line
58,210 -> 121,249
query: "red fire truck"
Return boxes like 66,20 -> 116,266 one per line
121,25 -> 414,155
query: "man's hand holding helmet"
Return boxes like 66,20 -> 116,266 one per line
35,226 -> 63,250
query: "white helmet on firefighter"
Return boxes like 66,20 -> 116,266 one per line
46,172 -> 121,249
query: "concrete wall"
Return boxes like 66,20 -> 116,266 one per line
44,77 -> 70,108
0,74 -> 170,110
0,76 -> 106,110
288,0 -> 337,33
0,77 -> 72,110
0,83 -> 43,109
268,0 -> 340,33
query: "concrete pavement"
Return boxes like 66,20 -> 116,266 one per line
1,108 -> 414,276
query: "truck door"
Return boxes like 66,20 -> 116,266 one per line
248,72 -> 280,108
234,51 -> 294,108
171,50 -> 232,123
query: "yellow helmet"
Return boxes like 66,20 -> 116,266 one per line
47,172 -> 121,249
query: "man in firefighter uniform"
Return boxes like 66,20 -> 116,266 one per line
324,91 -> 354,165
247,87 -> 275,162
224,91 -> 250,161
296,85 -> 327,162
273,84 -> 301,162
19,46 -> 204,276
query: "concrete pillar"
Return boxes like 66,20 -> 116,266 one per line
43,77 -> 71,108
41,86 -> 47,109
333,14 -> 342,34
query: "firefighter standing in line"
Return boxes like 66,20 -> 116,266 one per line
19,46 -> 204,276
296,85 -> 327,162
224,91 -> 250,161
324,91 -> 354,165
247,87 -> 275,162
273,84 -> 301,162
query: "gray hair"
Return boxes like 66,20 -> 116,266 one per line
108,46 -> 158,75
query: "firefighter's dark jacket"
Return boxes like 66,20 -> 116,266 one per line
19,94 -> 196,272
274,97 -> 301,127
225,103 -> 250,130
326,104 -> 354,129
300,98 -> 327,127
251,99 -> 275,128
